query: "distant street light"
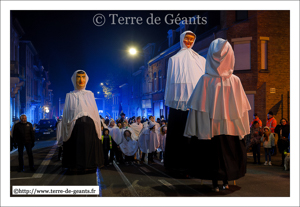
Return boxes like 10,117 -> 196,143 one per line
129,48 -> 137,55
97,91 -> 100,94
100,83 -> 104,86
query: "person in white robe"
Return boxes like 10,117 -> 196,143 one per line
107,118 -> 123,164
149,116 -> 161,134
130,116 -> 143,161
159,126 -> 167,162
138,122 -> 160,164
108,119 -> 122,144
184,38 -> 251,192
120,121 -> 138,141
130,116 -> 143,137
119,130 -> 139,165
61,69 -> 104,170
164,30 -> 206,172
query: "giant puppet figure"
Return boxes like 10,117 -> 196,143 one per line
164,30 -> 206,172
184,38 -> 250,191
62,70 -> 104,171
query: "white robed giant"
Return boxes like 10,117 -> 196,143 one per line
61,70 -> 102,142
184,38 -> 251,139
164,30 -> 206,111
163,30 -> 205,171
61,69 -> 104,169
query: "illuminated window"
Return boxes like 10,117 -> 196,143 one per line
260,37 -> 269,70
232,37 -> 252,71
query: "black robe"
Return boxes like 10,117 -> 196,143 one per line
164,108 -> 191,173
62,116 -> 104,170
189,135 -> 247,181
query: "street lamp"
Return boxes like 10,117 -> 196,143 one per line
100,83 -> 104,86
129,48 -> 137,55
97,91 -> 100,94
43,106 -> 49,119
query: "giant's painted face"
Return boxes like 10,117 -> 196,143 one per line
76,72 -> 86,90
183,33 -> 195,48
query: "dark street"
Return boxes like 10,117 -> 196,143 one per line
10,136 -> 290,197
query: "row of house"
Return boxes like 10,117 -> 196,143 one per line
111,10 -> 290,126
10,15 -> 54,128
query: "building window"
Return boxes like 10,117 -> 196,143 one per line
158,70 -> 162,90
146,74 -> 152,93
154,102 -> 160,119
232,37 -> 252,71
142,99 -> 152,109
153,72 -> 157,92
148,82 -> 152,93
260,37 -> 269,70
236,11 -> 248,22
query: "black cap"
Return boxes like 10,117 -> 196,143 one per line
268,111 -> 273,116
254,113 -> 258,116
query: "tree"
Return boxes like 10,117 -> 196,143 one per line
101,70 -> 127,99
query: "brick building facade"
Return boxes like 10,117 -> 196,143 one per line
138,10 -> 290,125
225,10 -> 290,125
115,11 -> 289,126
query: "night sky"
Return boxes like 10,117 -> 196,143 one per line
11,10 -> 210,108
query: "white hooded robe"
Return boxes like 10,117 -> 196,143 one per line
184,38 -> 251,140
130,122 -> 143,137
164,30 -> 206,111
138,122 -> 160,153
61,70 -> 102,142
107,119 -> 123,145
119,131 -> 139,156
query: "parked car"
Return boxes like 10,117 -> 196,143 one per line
35,119 -> 57,138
